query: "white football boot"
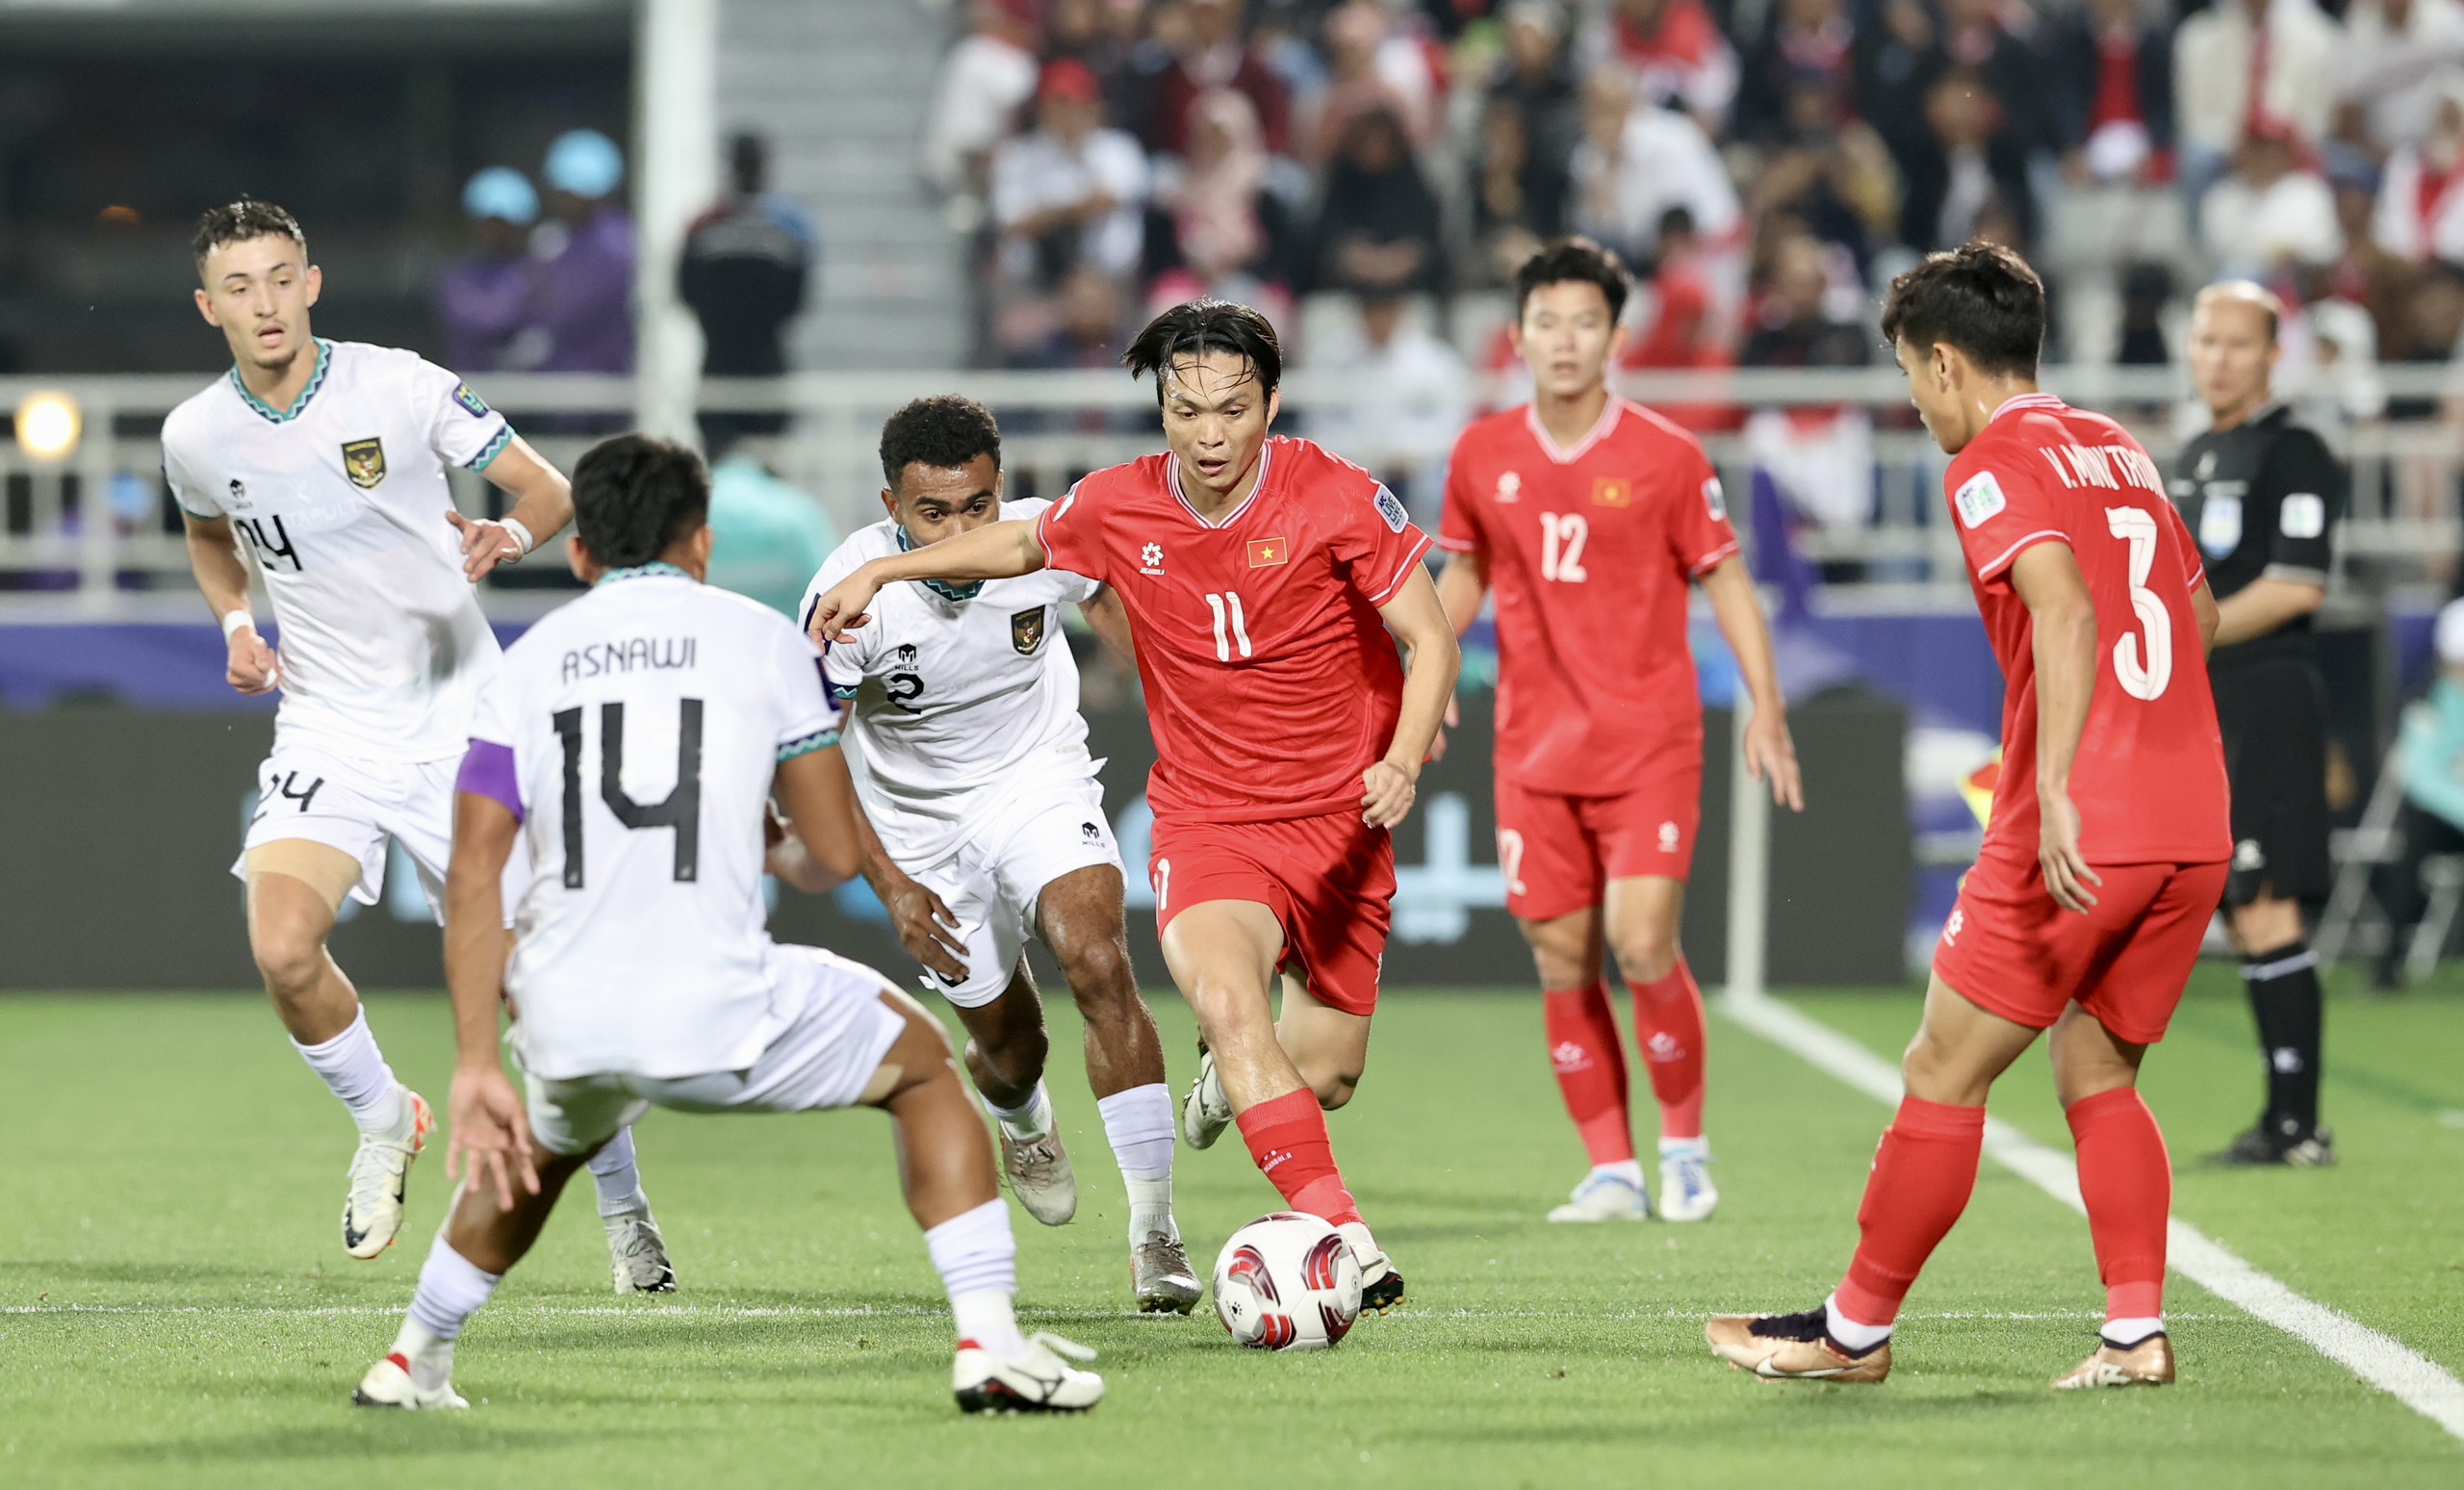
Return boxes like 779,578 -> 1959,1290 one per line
1547,1166 -> 1653,1222
953,1332 -> 1105,1414
1130,1231 -> 1203,1315
1180,1042 -> 1232,1149
604,1208 -> 678,1294
351,1350 -> 468,1410
998,1125 -> 1079,1227
1658,1140 -> 1719,1222
342,1088 -> 433,1259
1338,1220 -> 1407,1315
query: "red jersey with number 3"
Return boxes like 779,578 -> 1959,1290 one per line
1949,392 -> 2229,867
1440,398 -> 1740,793
1036,436 -> 1433,822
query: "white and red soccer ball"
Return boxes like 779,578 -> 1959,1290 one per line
1210,1212 -> 1362,1351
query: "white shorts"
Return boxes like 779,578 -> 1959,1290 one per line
232,735 -> 526,924
907,769 -> 1122,1010
521,945 -> 909,1157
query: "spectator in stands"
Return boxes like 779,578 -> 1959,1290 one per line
1308,105 -> 1445,295
1899,67 -> 2037,253
1585,0 -> 1740,131
1739,232 -> 1871,373
2374,81 -> 2464,263
1933,0 -> 2053,158
1622,208 -> 1741,432
1148,88 -> 1296,312
1864,0 -> 1951,170
2050,0 -> 2174,190
1736,0 -> 1861,146
434,167 -> 539,375
1310,1 -> 1441,160
991,59 -> 1151,289
1006,264 -> 1134,372
2201,120 -> 2343,276
2339,0 -> 2464,154
1148,0 -> 1292,159
1739,73 -> 1901,281
2373,598 -> 2464,989
1739,232 -> 1876,536
1568,68 -> 1741,278
680,133 -> 814,451
533,129 -> 635,375
1046,0 -> 1150,136
1473,2 -> 1581,278
2324,152 -> 2415,356
1301,291 -> 1471,519
2117,261 -> 2177,367
2174,0 -> 2345,200
705,448 -> 838,620
923,0 -> 1041,197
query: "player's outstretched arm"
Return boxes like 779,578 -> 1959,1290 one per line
181,511 -> 279,695
773,743 -> 868,887
1080,586 -> 1137,665
442,786 -> 537,1211
2010,542 -> 2103,914
807,518 -> 1048,643
1699,555 -> 1804,811
1365,565 -> 1462,829
452,436 -> 576,581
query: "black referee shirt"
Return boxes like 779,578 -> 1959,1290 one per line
2168,402 -> 2343,672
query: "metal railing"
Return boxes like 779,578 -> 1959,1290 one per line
5,365 -> 2458,610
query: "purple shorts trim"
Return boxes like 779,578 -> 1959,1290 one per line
456,738 -> 525,821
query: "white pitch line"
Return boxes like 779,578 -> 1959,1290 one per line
0,1301 -> 2221,1323
1721,989 -> 2464,1444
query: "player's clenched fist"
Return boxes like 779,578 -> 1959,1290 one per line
1360,758 -> 1418,829
446,508 -> 531,581
807,568 -> 885,644
226,623 -> 279,695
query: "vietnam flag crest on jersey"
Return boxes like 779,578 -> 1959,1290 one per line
1248,535 -> 1289,568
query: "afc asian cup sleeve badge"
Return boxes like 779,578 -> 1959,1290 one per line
1703,476 -> 1727,521
1011,605 -> 1049,655
1953,470 -> 2007,528
341,437 -> 388,490
1373,484 -> 1409,533
452,383 -> 492,418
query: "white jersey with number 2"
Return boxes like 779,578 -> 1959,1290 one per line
162,338 -> 515,762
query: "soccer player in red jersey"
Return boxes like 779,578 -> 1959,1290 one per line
1707,244 -> 2230,1390
806,301 -> 1459,1312
1436,239 -> 1803,1226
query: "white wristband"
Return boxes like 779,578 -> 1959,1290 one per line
220,610 -> 257,639
500,517 -> 535,556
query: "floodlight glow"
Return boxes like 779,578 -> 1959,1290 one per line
14,391 -> 82,462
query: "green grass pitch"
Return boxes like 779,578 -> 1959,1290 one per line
3,968 -> 2461,1488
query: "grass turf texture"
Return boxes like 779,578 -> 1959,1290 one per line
2,970 -> 2460,1488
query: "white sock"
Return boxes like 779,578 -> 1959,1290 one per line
293,1010 -> 403,1135
926,1198 -> 1026,1354
1824,1293 -> 1893,1352
398,1235 -> 501,1387
1658,1137 -> 1710,1161
2103,1315 -> 2165,1348
1096,1084 -> 1177,1241
588,1127 -> 647,1218
1595,1159 -> 1646,1188
985,1083 -> 1054,1143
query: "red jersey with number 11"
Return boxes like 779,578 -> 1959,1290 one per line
1037,436 -> 1433,822
1948,392 -> 2229,868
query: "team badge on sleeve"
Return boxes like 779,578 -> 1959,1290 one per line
2280,493 -> 2326,538
1704,476 -> 1727,521
452,383 -> 491,418
1373,485 -> 1409,533
1954,470 -> 2007,528
1011,606 -> 1048,655
341,437 -> 388,490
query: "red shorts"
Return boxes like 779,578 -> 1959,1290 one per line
1148,810 -> 1396,1017
1931,852 -> 2229,1045
1495,748 -> 1704,921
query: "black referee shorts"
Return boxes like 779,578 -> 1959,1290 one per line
2214,656 -> 2332,907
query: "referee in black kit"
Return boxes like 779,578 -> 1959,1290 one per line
2171,282 -> 2343,1168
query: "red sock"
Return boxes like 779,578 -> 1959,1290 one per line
1545,982 -> 1635,1166
1630,961 -> 1707,1143
2067,1089 -> 2170,1323
1835,1097 -> 1987,1327
1236,1088 -> 1363,1227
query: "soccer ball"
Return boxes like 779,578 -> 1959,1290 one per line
1210,1212 -> 1362,1350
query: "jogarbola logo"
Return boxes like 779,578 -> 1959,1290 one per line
1011,606 -> 1048,655
341,437 -> 387,489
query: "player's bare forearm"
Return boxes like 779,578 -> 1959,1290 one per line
443,792 -> 519,1070
2011,545 -> 2098,799
181,512 -> 254,619
457,437 -> 573,579
1379,567 -> 1461,775
1080,586 -> 1137,664
811,519 -> 1047,641
2211,576 -> 2323,649
1433,551 -> 1489,639
1701,557 -> 1784,718
2193,581 -> 2220,656
773,745 -> 866,885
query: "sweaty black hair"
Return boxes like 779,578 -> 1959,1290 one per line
1123,299 -> 1283,406
192,197 -> 306,271
878,395 -> 1003,487
1880,242 -> 2045,378
1511,236 -> 1630,323
572,435 -> 709,569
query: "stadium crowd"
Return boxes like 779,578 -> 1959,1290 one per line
922,0 -> 2464,444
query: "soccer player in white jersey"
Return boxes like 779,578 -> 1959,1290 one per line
164,200 -> 671,1288
790,397 -> 1198,1314
351,436 -> 1102,1414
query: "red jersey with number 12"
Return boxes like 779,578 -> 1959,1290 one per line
1949,392 -> 2229,867
1037,436 -> 1433,822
